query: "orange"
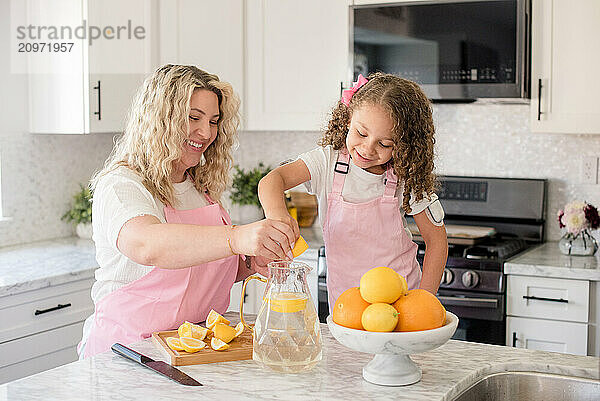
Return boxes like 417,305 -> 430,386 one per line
359,266 -> 408,303
332,287 -> 371,330
392,289 -> 446,332
361,303 -> 398,332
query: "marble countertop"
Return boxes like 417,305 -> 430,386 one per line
0,237 -> 97,298
1,312 -> 597,400
505,242 -> 600,281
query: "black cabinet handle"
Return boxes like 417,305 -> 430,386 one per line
34,303 -> 71,315
512,331 -> 517,347
537,78 -> 543,121
93,80 -> 102,120
523,295 -> 568,303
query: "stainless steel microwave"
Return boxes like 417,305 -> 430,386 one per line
351,0 -> 531,101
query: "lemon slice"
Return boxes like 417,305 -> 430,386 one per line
268,292 -> 308,313
166,336 -> 184,351
213,323 -> 237,343
211,337 -> 230,351
205,309 -> 230,330
177,321 -> 193,338
292,235 -> 308,258
234,322 -> 244,338
179,337 -> 206,353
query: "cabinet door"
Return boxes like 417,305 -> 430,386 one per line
159,0 -> 245,122
228,280 -> 256,314
507,316 -> 588,356
531,0 -> 600,134
87,0 -> 155,133
245,0 -> 351,131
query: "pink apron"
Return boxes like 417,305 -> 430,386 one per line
81,192 -> 238,358
324,151 -> 422,311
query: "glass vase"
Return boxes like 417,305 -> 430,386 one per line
558,230 -> 598,256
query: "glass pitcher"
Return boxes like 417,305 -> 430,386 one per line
240,261 -> 322,373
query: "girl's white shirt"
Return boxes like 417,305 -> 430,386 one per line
298,146 -> 443,238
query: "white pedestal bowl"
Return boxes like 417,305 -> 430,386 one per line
327,311 -> 458,386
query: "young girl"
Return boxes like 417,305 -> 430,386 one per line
258,72 -> 448,310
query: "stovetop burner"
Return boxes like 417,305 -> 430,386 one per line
463,236 -> 529,260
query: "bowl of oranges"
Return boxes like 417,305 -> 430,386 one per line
327,266 -> 458,386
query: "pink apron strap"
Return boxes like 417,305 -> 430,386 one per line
332,150 -> 350,195
383,166 -> 398,198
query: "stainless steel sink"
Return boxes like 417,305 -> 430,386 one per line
451,371 -> 600,401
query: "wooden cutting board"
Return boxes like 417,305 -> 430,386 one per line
152,328 -> 253,366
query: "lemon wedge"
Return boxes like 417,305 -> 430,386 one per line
177,321 -> 194,338
211,337 -> 230,351
268,292 -> 308,313
166,337 -> 184,351
292,235 -> 308,258
205,309 -> 230,330
234,322 -> 244,338
179,337 -> 206,353
213,323 -> 237,343
190,324 -> 210,341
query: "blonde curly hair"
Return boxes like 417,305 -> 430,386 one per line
319,72 -> 436,213
91,64 -> 240,206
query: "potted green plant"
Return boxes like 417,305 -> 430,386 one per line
62,184 -> 93,239
230,162 -> 271,224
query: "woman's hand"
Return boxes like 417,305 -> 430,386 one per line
265,211 -> 300,244
230,219 -> 296,260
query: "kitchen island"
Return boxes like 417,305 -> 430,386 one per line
2,313 -> 597,400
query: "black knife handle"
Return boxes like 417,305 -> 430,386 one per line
111,343 -> 151,364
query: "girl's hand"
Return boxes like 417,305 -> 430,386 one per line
265,212 -> 300,243
231,219 -> 295,260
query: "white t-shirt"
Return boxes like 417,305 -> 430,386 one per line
298,146 -> 441,238
80,166 -> 210,355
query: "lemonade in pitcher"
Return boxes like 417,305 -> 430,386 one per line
240,261 -> 322,373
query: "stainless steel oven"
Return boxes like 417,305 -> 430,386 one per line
351,0 -> 531,101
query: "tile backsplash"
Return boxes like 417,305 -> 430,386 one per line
1,103 -> 599,248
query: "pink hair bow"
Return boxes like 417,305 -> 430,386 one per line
341,74 -> 369,106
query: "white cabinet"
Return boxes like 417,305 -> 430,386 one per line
244,0 -> 352,131
530,0 -> 600,134
0,278 -> 94,384
506,275 -> 590,356
158,0 -> 245,116
25,0 -> 155,134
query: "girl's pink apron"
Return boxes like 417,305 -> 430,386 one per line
324,151 -> 421,311
81,193 -> 238,358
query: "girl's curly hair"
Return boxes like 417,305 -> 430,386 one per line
91,64 -> 240,207
319,72 -> 436,213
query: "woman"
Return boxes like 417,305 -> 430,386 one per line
78,65 -> 295,358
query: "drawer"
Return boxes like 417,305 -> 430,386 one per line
507,275 -> 589,323
507,316 -> 588,356
0,345 -> 79,385
0,279 -> 94,343
0,320 -> 84,370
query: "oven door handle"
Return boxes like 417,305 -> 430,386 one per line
437,296 -> 498,308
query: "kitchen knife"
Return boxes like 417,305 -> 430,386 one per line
111,343 -> 202,386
